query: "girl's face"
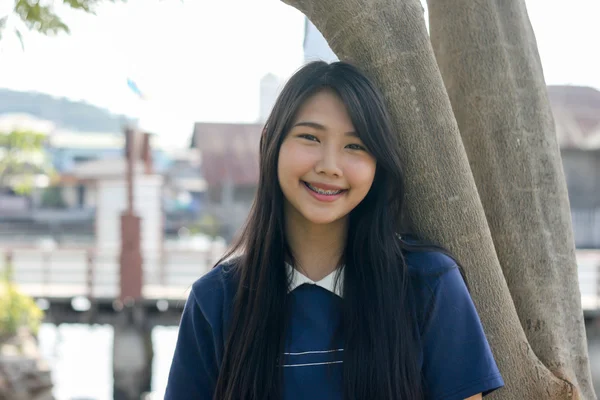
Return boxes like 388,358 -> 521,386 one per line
277,89 -> 377,227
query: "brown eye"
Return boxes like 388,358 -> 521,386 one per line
346,143 -> 366,151
298,134 -> 319,142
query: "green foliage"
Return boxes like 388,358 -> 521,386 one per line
0,129 -> 46,149
188,214 -> 222,239
1,0 -> 126,45
0,264 -> 44,339
0,17 -> 7,40
0,130 -> 53,195
14,0 -> 70,36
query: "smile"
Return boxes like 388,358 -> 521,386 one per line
303,181 -> 347,196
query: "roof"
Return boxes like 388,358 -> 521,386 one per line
548,85 -> 600,149
70,157 -> 147,179
191,122 -> 263,186
49,131 -> 125,149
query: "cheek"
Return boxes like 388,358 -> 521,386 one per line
346,159 -> 376,191
278,145 -> 302,189
277,157 -> 290,193
278,143 -> 314,179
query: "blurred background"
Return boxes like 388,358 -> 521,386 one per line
0,0 -> 598,399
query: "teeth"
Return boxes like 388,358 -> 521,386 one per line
306,183 -> 343,195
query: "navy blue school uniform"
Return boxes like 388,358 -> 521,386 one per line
164,250 -> 504,399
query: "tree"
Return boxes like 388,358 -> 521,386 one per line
283,0 -> 594,399
0,265 -> 44,340
0,0 -> 125,45
0,130 -> 52,194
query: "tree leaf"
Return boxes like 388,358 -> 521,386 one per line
4,0 -> 130,39
0,16 -> 7,41
15,28 -> 24,50
0,130 -> 52,194
14,1 -> 70,35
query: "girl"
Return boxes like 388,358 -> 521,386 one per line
165,61 -> 504,400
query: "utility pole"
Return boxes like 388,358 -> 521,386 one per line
119,127 -> 143,303
114,127 -> 152,400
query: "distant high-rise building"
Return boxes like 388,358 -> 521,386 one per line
303,18 -> 338,63
259,73 -> 283,123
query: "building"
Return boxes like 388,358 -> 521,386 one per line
190,122 -> 262,241
47,130 -> 171,209
549,85 -> 600,248
0,120 -> 209,244
161,148 -> 206,233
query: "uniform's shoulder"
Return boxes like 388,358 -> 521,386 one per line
400,238 -> 465,324
400,237 -> 458,280
181,259 -> 239,360
404,250 -> 457,276
190,258 -> 240,307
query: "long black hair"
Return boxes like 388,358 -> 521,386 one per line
213,61 -> 447,399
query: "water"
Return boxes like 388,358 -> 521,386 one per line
37,323 -> 179,400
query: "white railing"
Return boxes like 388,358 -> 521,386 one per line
577,249 -> 600,311
1,246 -> 600,311
0,244 -> 226,301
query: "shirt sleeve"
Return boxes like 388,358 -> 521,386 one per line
164,290 -> 219,400
421,266 -> 504,400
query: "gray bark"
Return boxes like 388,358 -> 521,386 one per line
282,0 -> 586,397
427,0 -> 594,398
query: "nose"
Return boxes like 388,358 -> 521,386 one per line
315,146 -> 343,177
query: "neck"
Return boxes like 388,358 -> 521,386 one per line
284,204 -> 347,282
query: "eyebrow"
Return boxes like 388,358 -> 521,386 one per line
292,121 -> 358,137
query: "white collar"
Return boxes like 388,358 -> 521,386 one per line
286,263 -> 344,298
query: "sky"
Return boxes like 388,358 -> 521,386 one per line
0,0 -> 598,148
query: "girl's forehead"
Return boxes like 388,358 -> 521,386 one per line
292,91 -> 356,131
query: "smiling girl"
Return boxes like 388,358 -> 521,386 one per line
164,61 -> 504,400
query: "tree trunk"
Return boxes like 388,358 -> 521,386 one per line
281,0 -> 588,398
427,0 -> 594,398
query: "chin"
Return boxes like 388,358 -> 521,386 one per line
307,218 -> 338,225
301,211 -> 346,226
